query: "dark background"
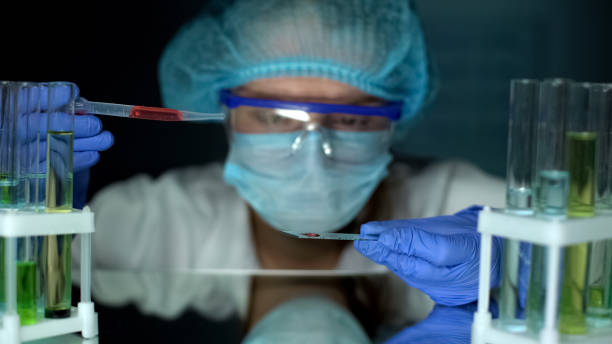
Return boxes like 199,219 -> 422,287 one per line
3,0 -> 612,342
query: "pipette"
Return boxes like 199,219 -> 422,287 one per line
75,97 -> 225,122
279,230 -> 374,241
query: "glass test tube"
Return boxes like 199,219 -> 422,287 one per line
566,83 -> 597,218
1,82 -> 23,318
499,79 -> 538,331
1,81 -> 19,208
29,84 -> 46,320
18,83 -> 45,325
594,84 -> 612,212
23,84 -> 45,212
0,81 -> 9,316
506,79 -> 539,213
26,83 -> 47,322
559,82 -> 598,334
0,82 -> 46,323
526,78 -> 571,333
12,82 -> 41,211
42,82 -> 76,318
587,84 -> 612,326
0,237 -> 3,316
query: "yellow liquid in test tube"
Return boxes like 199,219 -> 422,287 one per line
559,131 -> 596,334
43,131 -> 73,318
566,132 -> 596,217
45,131 -> 74,212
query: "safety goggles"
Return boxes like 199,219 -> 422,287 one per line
220,90 -> 400,160
220,89 -> 401,133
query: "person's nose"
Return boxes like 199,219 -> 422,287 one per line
290,124 -> 333,158
307,113 -> 326,126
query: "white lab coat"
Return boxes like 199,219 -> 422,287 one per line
73,160 -> 504,325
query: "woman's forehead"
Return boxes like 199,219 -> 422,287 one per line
233,77 -> 384,105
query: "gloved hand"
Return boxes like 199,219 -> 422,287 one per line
383,304 -> 476,344
70,114 -> 114,208
354,205 -> 503,306
16,83 -> 113,208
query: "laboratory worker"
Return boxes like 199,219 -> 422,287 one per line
69,0 -> 505,341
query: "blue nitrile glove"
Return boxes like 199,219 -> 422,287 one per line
384,303 -> 476,344
354,205 -> 503,306
19,84 -> 113,209
517,241 -> 532,318
72,114 -> 113,208
383,301 -> 500,344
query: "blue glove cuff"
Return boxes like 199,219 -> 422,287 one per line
456,298 -> 498,318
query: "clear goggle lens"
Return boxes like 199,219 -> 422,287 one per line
226,108 -> 393,163
228,106 -> 391,133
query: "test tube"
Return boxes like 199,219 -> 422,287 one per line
526,78 -> 571,333
534,79 -> 571,219
566,82 -> 597,218
499,79 -> 538,331
1,81 -> 19,208
0,237 -> 4,316
558,82 -> 598,334
42,82 -> 76,318
15,83 -> 30,208
28,84 -> 46,320
16,82 -> 43,325
0,81 -> 42,209
1,82 -> 20,318
0,81 -> 9,316
593,84 -> 612,212
587,84 -> 612,327
506,79 -> 539,214
22,83 -> 44,212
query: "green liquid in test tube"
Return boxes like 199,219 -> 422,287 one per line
17,237 -> 40,325
525,244 -> 547,330
0,178 -> 8,308
587,239 -> 612,323
0,176 -> 13,311
1,174 -> 17,206
17,261 -> 37,325
589,286 -> 605,309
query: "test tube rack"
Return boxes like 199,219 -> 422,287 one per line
0,207 -> 97,344
472,207 -> 612,344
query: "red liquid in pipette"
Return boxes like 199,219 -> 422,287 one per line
129,106 -> 184,121
302,233 -> 320,237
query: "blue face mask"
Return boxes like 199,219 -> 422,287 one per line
223,129 -> 392,233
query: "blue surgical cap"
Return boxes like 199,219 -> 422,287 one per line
159,0 -> 430,127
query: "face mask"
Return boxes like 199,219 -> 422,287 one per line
223,130 -> 392,233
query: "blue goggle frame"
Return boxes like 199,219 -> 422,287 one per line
220,89 -> 402,121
